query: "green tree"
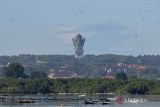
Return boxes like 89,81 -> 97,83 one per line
116,72 -> 127,80
124,81 -> 149,94
2,63 -> 26,78
30,71 -> 47,79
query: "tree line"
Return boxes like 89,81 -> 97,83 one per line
0,78 -> 160,95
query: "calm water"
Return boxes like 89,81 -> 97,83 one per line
0,101 -> 160,107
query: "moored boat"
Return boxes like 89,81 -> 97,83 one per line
102,101 -> 110,105
83,100 -> 95,104
18,99 -> 34,103
100,98 -> 110,105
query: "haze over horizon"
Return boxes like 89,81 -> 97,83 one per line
1,0 -> 160,56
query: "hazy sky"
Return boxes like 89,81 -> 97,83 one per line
0,0 -> 160,56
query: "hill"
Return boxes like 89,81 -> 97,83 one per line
0,54 -> 160,79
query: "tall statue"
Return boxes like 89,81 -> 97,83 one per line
72,34 -> 85,59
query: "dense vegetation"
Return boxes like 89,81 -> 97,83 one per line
2,63 -> 26,78
0,62 -> 159,95
0,54 -> 160,79
0,78 -> 160,95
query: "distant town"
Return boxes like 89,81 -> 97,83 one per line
0,54 -> 160,80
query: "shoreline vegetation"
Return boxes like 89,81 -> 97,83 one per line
0,78 -> 160,95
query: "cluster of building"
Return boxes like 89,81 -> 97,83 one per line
105,62 -> 146,74
47,64 -> 80,79
0,61 -> 147,79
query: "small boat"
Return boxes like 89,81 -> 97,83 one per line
101,98 -> 110,105
102,101 -> 110,105
18,99 -> 34,103
83,100 -> 95,104
78,94 -> 86,97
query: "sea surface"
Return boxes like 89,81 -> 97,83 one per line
0,101 -> 160,107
